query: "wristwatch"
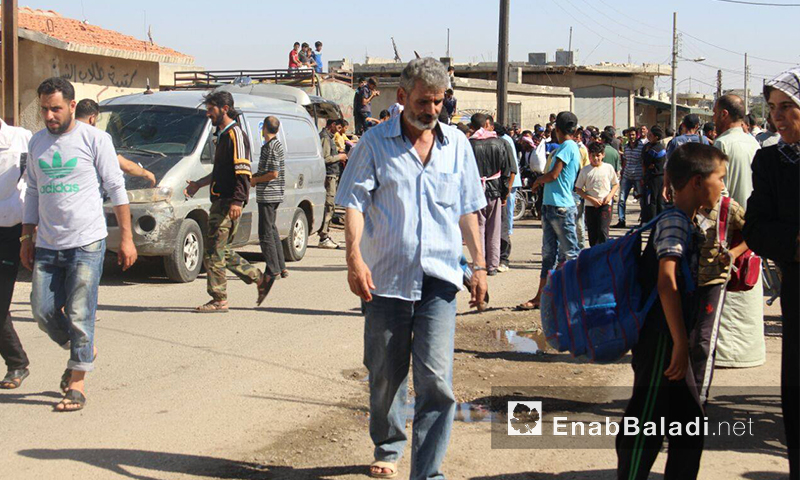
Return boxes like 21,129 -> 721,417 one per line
19,234 -> 32,243
472,265 -> 488,272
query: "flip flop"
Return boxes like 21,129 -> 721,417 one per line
195,301 -> 229,313
515,301 -> 540,311
369,461 -> 398,479
0,369 -> 29,389
54,389 -> 86,413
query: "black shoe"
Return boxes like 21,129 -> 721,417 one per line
487,270 -> 498,276
611,221 -> 626,229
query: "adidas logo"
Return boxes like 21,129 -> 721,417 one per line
39,151 -> 77,179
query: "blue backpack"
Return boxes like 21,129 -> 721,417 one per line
540,213 -> 693,363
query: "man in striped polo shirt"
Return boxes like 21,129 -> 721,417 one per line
614,127 -> 646,228
252,116 -> 287,295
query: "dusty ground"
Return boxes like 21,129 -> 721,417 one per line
0,204 -> 789,479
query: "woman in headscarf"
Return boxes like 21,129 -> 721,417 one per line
742,66 -> 800,477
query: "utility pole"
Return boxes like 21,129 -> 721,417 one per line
744,53 -> 749,115
446,28 -> 450,58
2,0 -> 19,126
716,70 -> 722,101
670,12 -> 678,133
568,26 -> 573,52
497,0 -> 510,125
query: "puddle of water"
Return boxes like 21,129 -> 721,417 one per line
495,329 -> 548,354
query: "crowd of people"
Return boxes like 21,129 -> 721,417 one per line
0,57 -> 797,480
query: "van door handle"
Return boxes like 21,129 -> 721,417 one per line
297,174 -> 304,189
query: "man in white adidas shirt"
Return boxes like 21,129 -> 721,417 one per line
0,118 -> 32,391
21,77 -> 137,412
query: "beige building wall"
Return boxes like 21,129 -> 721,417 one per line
19,39 -> 160,132
364,78 -> 571,130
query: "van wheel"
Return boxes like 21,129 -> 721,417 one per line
282,208 -> 308,262
164,218 -> 204,282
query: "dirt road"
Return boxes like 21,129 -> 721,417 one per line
1,213 -> 789,479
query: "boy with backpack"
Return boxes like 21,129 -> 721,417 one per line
575,142 -> 619,246
616,143 -> 728,480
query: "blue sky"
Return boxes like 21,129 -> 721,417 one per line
26,0 -> 800,96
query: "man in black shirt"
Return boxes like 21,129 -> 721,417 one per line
185,92 -> 271,312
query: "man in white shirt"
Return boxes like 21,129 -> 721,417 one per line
0,118 -> 33,390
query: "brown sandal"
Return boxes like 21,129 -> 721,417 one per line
54,389 -> 86,412
195,301 -> 229,313
515,300 -> 540,311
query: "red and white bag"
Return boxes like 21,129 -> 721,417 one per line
718,196 -> 761,292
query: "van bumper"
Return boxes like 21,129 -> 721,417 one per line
104,202 -> 182,256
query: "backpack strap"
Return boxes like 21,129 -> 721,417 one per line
717,195 -> 731,248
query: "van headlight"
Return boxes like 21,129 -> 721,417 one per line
127,187 -> 173,203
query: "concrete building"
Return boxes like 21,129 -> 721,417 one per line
362,76 -> 572,129
354,58 -> 670,130
2,8 -> 195,131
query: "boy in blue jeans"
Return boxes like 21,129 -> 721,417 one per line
616,143 -> 728,480
516,111 -> 581,311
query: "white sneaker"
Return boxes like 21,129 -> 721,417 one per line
318,238 -> 340,249
497,263 -> 510,273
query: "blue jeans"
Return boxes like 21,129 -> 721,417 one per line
540,204 -> 579,279
574,192 -> 585,250
362,275 -> 458,480
617,177 -> 644,224
31,239 -> 105,372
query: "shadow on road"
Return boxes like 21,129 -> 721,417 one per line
0,390 -> 62,407
17,448 -> 365,480
470,469 -> 662,479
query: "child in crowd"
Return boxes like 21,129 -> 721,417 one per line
616,143 -> 728,480
575,142 -> 619,246
691,193 -> 749,405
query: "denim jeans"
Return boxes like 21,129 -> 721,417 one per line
31,238 -> 105,372
540,204 -> 579,279
362,275 -> 458,480
574,192 -> 586,250
617,176 -> 644,224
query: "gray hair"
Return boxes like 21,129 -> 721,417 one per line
399,57 -> 449,94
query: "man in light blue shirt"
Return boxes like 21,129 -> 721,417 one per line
517,111 -> 581,310
335,58 -> 487,480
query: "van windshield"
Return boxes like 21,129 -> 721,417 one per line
97,105 -> 208,190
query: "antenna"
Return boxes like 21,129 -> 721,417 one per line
147,25 -> 153,45
446,28 -> 450,58
391,37 -> 402,62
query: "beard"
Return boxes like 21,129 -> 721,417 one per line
407,112 -> 437,131
46,118 -> 72,135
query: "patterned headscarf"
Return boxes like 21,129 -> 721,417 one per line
765,67 -> 800,162
764,66 -> 800,109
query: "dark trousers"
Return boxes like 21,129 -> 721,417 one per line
780,264 -> 799,478
689,283 -> 726,404
0,224 -> 29,371
258,203 -> 286,278
617,325 -> 704,480
585,204 -> 612,246
642,176 -> 666,223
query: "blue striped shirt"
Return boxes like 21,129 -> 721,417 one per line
623,140 -> 645,180
335,115 -> 487,301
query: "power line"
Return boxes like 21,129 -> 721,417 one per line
575,0 -> 668,42
595,0 -> 671,33
547,0 -> 666,56
714,0 -> 800,5
679,30 -> 797,65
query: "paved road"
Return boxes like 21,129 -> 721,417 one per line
1,213 -> 788,479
